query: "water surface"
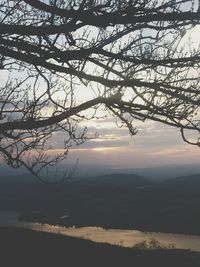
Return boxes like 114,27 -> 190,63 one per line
1,211 -> 200,251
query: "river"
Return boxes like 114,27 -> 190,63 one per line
1,210 -> 200,252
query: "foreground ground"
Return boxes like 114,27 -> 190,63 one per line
0,227 -> 200,267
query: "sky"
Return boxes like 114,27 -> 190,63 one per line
61,119 -> 200,168
1,112 -> 200,176
41,108 -> 200,169
52,23 -> 200,169
0,7 -> 200,173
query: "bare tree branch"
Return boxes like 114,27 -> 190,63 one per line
0,0 -> 200,181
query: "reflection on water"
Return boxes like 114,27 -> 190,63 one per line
1,211 -> 200,252
29,223 -> 200,252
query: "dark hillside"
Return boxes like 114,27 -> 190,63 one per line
1,173 -> 200,235
1,227 -> 200,267
163,174 -> 200,192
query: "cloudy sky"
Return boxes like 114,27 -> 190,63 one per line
48,116 -> 200,168
0,22 -> 200,172
51,24 -> 200,168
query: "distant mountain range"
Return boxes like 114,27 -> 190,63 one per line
74,163 -> 200,182
1,163 -> 200,182
1,169 -> 200,192
71,173 -> 153,188
71,172 -> 200,193
163,174 -> 200,192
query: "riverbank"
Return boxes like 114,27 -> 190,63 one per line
1,211 -> 200,252
24,222 -> 200,252
1,227 -> 200,267
1,177 -> 200,237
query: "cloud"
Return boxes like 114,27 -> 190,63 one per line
42,116 -> 200,168
149,147 -> 189,157
3,111 -> 197,169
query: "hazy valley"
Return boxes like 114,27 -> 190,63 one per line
1,169 -> 200,236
